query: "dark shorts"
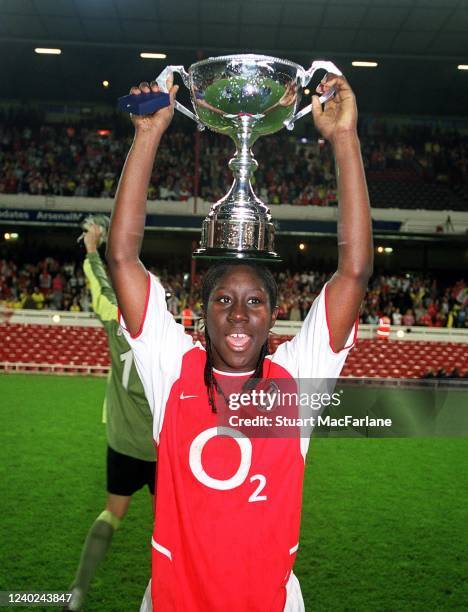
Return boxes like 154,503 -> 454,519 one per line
106,446 -> 157,496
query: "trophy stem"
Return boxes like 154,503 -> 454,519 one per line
216,114 -> 267,216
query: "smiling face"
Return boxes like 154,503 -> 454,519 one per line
205,264 -> 278,373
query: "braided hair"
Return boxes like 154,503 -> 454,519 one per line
201,261 -> 278,412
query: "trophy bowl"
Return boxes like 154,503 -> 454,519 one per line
188,54 -> 303,142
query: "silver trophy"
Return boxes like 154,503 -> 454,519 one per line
156,54 -> 342,261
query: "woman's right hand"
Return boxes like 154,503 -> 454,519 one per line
129,77 -> 179,135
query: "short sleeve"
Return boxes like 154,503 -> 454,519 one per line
272,282 -> 357,459
273,282 -> 357,380
119,273 -> 194,441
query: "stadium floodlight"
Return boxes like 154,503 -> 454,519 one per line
457,65 -> 468,70
352,61 -> 378,68
140,52 -> 167,59
35,47 -> 62,55
102,80 -> 110,88
384,247 -> 393,253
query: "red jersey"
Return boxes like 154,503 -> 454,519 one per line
121,274 -> 356,611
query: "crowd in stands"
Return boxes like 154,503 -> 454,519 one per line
365,122 -> 468,189
1,109 -> 467,209
1,257 -> 466,330
361,274 -> 467,329
0,257 -> 89,313
0,117 -> 339,205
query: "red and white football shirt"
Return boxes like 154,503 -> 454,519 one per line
120,274 -> 355,611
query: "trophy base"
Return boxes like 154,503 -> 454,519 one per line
193,217 -> 281,263
192,247 -> 282,263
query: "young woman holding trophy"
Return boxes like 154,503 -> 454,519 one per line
107,60 -> 372,611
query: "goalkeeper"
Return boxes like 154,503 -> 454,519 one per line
66,220 -> 156,611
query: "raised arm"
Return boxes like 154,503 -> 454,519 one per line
83,224 -> 118,323
312,75 -> 373,351
106,79 -> 178,336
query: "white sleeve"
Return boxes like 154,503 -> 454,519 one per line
273,282 -> 357,459
273,282 -> 357,379
118,272 -> 193,442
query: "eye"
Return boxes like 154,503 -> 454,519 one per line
217,295 -> 231,304
247,296 -> 262,305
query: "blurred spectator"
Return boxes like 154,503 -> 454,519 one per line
391,308 -> 402,326
31,287 -> 45,310
69,296 -> 81,312
402,309 -> 415,326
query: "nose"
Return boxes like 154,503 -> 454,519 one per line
227,299 -> 248,322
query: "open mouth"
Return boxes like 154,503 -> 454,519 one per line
225,332 -> 252,352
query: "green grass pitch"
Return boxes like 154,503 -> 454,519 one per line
1,374 -> 467,611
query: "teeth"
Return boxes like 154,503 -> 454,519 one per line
230,333 -> 247,338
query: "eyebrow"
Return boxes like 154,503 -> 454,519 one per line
213,285 -> 267,293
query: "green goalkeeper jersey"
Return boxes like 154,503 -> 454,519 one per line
83,252 -> 155,462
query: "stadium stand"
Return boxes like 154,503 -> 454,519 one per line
339,339 -> 467,379
2,258 -> 465,378
1,320 -> 466,379
0,322 -> 109,374
367,173 -> 463,211
1,114 -> 467,210
1,115 -> 466,379
1,257 -> 467,327
1,260 -> 467,328
0,257 -> 468,328
1,260 -> 467,378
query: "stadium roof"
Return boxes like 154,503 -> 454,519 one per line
1,0 -> 468,117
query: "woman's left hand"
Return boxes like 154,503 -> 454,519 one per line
311,74 -> 358,144
83,224 -> 102,253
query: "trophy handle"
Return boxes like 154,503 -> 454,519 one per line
284,60 -> 343,131
156,65 -> 205,130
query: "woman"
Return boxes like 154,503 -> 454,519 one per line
107,73 -> 372,611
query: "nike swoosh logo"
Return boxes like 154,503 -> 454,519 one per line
180,393 -> 198,400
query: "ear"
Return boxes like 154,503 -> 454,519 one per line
269,306 -> 279,329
